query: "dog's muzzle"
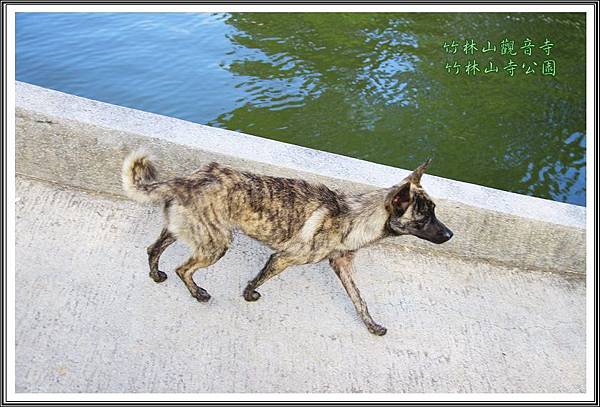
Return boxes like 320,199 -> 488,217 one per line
416,219 -> 453,244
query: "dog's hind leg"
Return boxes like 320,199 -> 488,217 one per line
147,228 -> 176,283
175,248 -> 227,302
243,252 -> 295,301
329,251 -> 387,336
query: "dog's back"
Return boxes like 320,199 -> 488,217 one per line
123,152 -> 348,252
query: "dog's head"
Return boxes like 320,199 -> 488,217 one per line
385,159 -> 453,244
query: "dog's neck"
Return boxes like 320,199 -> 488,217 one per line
339,189 -> 390,251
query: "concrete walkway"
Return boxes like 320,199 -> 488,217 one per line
15,176 -> 585,393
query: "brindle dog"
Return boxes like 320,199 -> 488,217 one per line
123,152 -> 453,335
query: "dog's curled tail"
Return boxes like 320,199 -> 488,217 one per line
122,150 -> 168,203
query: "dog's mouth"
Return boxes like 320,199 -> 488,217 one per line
412,227 -> 453,244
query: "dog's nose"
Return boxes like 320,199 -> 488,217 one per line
443,230 -> 453,240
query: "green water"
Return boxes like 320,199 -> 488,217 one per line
16,12 -> 586,204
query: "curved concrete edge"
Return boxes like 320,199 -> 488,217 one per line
15,81 -> 586,229
15,81 -> 585,274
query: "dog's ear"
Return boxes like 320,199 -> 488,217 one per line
385,182 -> 412,214
404,158 -> 432,185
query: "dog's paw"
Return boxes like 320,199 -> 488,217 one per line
243,287 -> 261,302
193,289 -> 211,303
150,270 -> 167,283
368,323 -> 387,336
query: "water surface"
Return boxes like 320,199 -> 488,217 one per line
16,12 -> 586,205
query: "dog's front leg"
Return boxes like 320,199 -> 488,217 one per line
244,252 -> 294,301
329,251 -> 387,336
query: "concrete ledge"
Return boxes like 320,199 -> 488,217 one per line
15,81 -> 585,275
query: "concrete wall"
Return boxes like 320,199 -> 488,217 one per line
15,82 -> 585,276
14,82 -> 586,394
